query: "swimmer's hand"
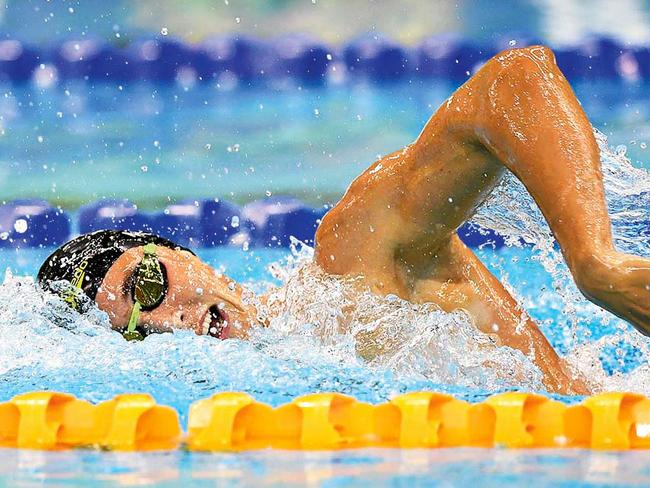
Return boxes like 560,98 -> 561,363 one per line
577,253 -> 650,337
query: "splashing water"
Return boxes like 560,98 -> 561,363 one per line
0,129 -> 649,418
471,128 -> 650,392
261,248 -> 543,392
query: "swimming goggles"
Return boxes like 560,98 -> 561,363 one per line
123,243 -> 167,341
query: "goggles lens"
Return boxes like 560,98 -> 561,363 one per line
133,243 -> 166,309
123,243 -> 166,341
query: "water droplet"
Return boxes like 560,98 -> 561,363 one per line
228,282 -> 236,291
140,165 -> 148,173
204,143 -> 212,150
153,140 -> 160,148
37,135 -> 43,143
56,111 -> 63,118
326,53 -> 332,61
235,17 -> 241,24
231,216 -> 240,228
313,108 -> 320,116
242,241 -> 249,251
160,27 -> 168,36
195,287 -> 204,295
508,39 -> 516,47
0,232 -> 8,240
227,143 -> 240,152
68,7 -> 74,13
265,190 -> 272,197
13,219 -> 27,234
448,197 -> 454,203
641,142 -> 647,149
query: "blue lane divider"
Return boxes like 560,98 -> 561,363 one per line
200,199 -> 243,246
343,35 -> 410,81
1,34 -> 646,85
0,199 -> 70,248
52,39 -> 127,81
156,200 -> 202,248
78,199 -> 153,234
272,35 -> 331,84
0,198 -> 509,250
415,34 -> 489,80
0,40 -> 40,83
554,36 -> 627,80
126,38 -> 197,83
242,196 -> 328,247
196,36 -> 271,84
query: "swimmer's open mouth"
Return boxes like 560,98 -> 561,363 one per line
202,305 -> 228,339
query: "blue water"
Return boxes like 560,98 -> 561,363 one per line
2,448 -> 650,487
1,81 -> 650,208
1,80 -> 650,486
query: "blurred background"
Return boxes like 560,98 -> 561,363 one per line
0,0 -> 649,249
3,0 -> 650,47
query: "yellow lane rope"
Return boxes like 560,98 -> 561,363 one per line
1,391 -> 648,451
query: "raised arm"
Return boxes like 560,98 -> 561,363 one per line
316,46 -> 650,338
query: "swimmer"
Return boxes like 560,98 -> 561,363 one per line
38,46 -> 650,395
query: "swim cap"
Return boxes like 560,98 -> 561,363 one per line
37,230 -> 193,309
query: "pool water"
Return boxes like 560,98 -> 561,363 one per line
2,448 -> 650,487
1,81 -> 650,209
1,79 -> 650,486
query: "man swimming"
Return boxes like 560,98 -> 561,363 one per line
38,46 -> 650,395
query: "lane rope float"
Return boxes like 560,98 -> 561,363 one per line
1,390 -> 650,451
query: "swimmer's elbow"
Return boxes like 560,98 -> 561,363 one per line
494,45 -> 558,72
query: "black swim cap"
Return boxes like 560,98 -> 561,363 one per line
37,230 -> 194,308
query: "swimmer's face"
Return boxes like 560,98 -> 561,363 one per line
95,246 -> 259,339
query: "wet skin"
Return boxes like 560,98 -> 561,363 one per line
96,46 -> 650,395
96,246 -> 257,339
